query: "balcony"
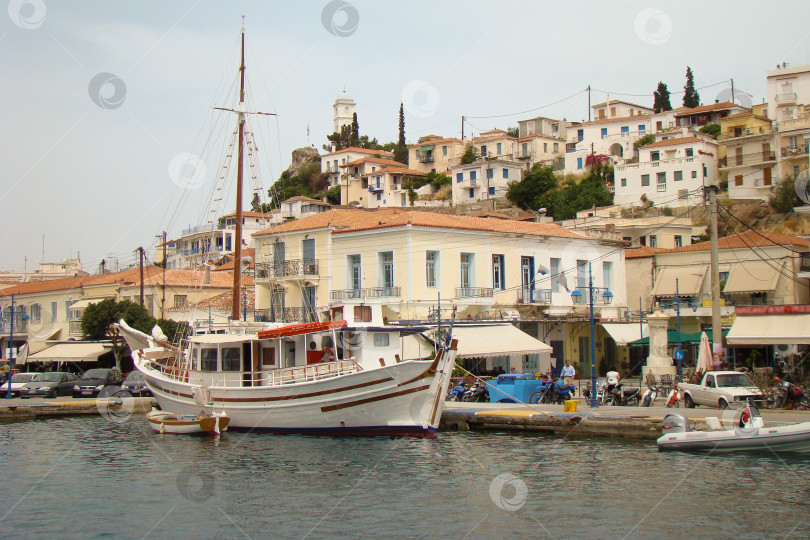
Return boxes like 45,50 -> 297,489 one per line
517,288 -> 551,304
573,287 -> 611,304
456,287 -> 494,298
615,156 -> 697,173
419,153 -> 434,163
255,259 -> 319,279
329,287 -> 401,301
254,307 -> 317,323
781,145 -> 809,159
721,294 -> 785,306
69,320 -> 82,336
368,184 -> 384,192
718,151 -> 777,169
0,317 -> 28,335
718,126 -> 769,141
775,92 -> 797,104
779,114 -> 810,132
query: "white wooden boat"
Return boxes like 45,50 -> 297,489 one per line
146,409 -> 230,435
123,318 -> 457,436
657,407 -> 810,453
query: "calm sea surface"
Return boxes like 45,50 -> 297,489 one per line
1,415 -> 809,539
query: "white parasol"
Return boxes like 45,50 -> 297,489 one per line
696,331 -> 712,374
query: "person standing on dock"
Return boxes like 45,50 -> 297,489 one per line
561,360 -> 575,385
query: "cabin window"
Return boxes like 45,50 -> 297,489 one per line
201,348 -> 217,371
222,347 -> 241,371
374,333 -> 390,347
261,347 -> 275,366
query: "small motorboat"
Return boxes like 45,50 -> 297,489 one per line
657,405 -> 810,453
146,409 -> 229,435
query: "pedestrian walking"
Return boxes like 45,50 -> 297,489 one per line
561,360 -> 575,385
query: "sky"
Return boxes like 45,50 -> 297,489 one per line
2,0 -> 810,273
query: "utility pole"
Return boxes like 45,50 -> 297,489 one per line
587,85 -> 591,122
139,247 -> 145,309
461,115 -> 465,140
730,78 -> 735,105
708,186 -> 723,362
160,232 -> 167,319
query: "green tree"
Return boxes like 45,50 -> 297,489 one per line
769,176 -> 801,213
350,113 -> 360,147
633,133 -> 656,149
394,103 -> 408,165
460,144 -> 477,164
683,66 -> 700,108
324,185 -> 341,205
653,82 -> 672,113
82,299 -> 154,371
506,126 -> 520,138
699,123 -> 721,139
326,124 -> 353,151
505,164 -> 558,211
542,164 -> 614,220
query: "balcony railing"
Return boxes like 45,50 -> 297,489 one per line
775,92 -> 797,103
329,287 -> 401,301
721,295 -> 785,306
419,154 -> 434,163
69,320 -> 82,336
781,145 -> 809,158
254,307 -> 318,323
615,156 -> 697,172
0,317 -> 28,335
518,288 -> 552,304
456,287 -> 494,298
718,151 -> 777,168
801,253 -> 810,272
779,114 -> 810,131
255,259 -> 319,279
718,126 -> 769,141
573,286 -> 611,304
368,184 -> 384,192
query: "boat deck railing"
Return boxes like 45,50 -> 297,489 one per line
142,358 -> 360,388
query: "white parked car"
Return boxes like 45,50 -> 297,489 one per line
678,371 -> 764,409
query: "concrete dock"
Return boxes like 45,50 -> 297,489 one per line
440,401 -> 810,440
0,397 -> 156,422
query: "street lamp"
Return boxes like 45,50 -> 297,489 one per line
674,278 -> 683,379
5,295 -> 28,399
571,263 -> 613,408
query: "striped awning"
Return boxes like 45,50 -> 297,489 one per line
652,266 -> 707,297
723,261 -> 783,293
27,342 -> 111,363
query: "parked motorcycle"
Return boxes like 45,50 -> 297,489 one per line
665,388 -> 681,408
553,379 -> 576,404
640,384 -> 659,407
775,378 -> 809,409
462,381 -> 490,402
446,381 -> 467,402
605,381 -> 641,406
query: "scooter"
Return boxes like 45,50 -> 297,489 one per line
605,381 -> 641,406
775,378 -> 808,409
446,381 -> 467,402
665,388 -> 681,408
640,384 -> 659,407
462,381 -> 490,402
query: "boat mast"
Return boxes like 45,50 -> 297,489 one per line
232,20 -> 246,320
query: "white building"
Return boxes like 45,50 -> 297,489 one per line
613,131 -> 718,208
591,99 -> 653,120
450,159 -> 524,203
321,146 -> 395,189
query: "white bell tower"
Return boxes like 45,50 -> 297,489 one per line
333,89 -> 356,133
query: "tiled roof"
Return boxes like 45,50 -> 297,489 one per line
666,230 -> 809,253
642,136 -> 706,149
341,157 -> 403,168
0,267 -> 156,297
211,248 -> 256,272
367,166 -> 427,176
252,209 -> 373,236
331,210 -> 588,239
167,287 -> 255,311
722,111 -> 771,123
221,211 -> 274,219
281,196 -> 330,206
673,102 -> 740,116
591,100 -> 652,110
408,138 -> 464,149
321,147 -> 394,157
624,247 -> 668,259
137,269 -> 254,289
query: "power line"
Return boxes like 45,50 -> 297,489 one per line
465,89 -> 587,120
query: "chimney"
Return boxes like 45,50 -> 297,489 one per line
99,259 -> 106,274
204,264 -> 210,285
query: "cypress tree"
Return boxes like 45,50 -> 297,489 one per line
683,66 -> 700,108
653,82 -> 672,113
394,103 -> 408,165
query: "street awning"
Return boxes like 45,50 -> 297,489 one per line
68,298 -> 111,310
27,342 -> 111,363
402,324 -> 552,360
723,261 -> 783,293
418,145 -> 435,153
602,323 -> 648,346
652,265 -> 707,297
726,314 -> 810,345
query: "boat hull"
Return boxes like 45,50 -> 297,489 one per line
146,411 -> 230,434
658,422 -> 810,453
134,348 -> 455,437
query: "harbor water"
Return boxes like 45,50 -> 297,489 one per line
2,415 -> 809,539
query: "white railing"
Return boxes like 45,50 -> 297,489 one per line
145,358 -> 359,387
615,156 -> 696,172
